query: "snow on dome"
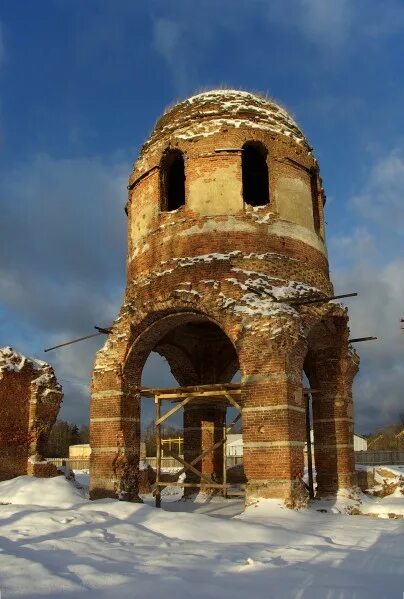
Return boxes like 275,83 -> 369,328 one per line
135,89 -> 310,174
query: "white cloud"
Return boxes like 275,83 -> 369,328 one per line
265,0 -> 353,52
352,150 -> 404,228
333,253 -> 404,433
329,147 -> 404,432
153,18 -> 181,66
0,153 -> 129,423
152,17 -> 195,94
297,0 -> 353,48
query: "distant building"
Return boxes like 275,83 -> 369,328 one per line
306,430 -> 367,452
227,432 -> 367,459
226,434 -> 243,457
305,430 -> 367,455
69,444 -> 91,459
353,434 -> 368,451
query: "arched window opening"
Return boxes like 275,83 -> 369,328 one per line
242,142 -> 270,207
310,170 -> 321,234
161,149 -> 185,212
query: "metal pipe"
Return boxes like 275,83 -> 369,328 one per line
286,292 -> 358,306
44,332 -> 104,352
44,324 -> 112,352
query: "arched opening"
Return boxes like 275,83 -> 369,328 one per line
310,170 -> 321,234
123,312 -> 242,503
141,352 -> 179,459
160,149 -> 185,211
242,141 -> 270,207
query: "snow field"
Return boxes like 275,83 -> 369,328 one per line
0,475 -> 403,598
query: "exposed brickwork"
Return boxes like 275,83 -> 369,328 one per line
183,402 -> 226,493
27,460 -> 59,478
0,347 -> 63,480
90,89 -> 359,506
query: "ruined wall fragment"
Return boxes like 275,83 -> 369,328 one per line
0,347 -> 63,480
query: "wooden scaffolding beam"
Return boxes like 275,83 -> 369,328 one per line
148,382 -> 319,508
152,383 -> 245,508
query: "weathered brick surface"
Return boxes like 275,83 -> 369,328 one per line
0,347 -> 63,480
90,90 -> 359,506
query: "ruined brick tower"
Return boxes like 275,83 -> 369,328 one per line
90,90 -> 359,504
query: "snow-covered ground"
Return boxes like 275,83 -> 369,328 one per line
0,474 -> 403,598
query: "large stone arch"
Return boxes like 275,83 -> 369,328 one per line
90,307 -> 241,500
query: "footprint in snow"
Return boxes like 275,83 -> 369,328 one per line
60,517 -> 75,524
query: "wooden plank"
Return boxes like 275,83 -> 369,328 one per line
165,412 -> 241,481
137,382 -> 318,398
155,396 -> 161,508
305,395 -> 314,500
162,389 -> 242,401
224,392 -> 241,412
158,440 -> 226,493
166,452 -> 213,484
222,425 -> 227,498
157,410 -> 243,495
159,412 -> 243,494
155,396 -> 193,425
161,388 -> 315,400
136,382 -> 244,397
190,439 -> 225,465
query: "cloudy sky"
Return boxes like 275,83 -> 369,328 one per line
0,1 -> 403,433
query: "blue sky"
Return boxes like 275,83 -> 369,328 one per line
0,1 -> 403,433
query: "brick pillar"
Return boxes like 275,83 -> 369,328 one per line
239,336 -> 308,506
183,402 -> 226,492
311,346 -> 359,497
89,363 -> 141,500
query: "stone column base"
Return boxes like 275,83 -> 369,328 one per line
245,478 -> 309,509
316,471 -> 358,498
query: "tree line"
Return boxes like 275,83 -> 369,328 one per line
364,416 -> 404,450
44,420 -> 89,458
141,420 -> 183,457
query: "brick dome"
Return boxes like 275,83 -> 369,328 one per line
135,89 -> 310,171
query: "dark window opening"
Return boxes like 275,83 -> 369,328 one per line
310,171 -> 321,234
161,149 -> 185,211
242,142 -> 270,207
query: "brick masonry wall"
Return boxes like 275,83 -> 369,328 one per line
0,348 -> 63,481
0,369 -> 31,480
